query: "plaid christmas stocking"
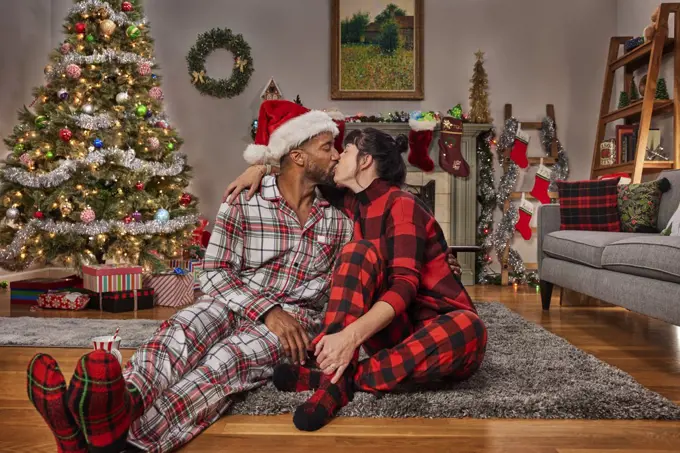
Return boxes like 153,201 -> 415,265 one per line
439,116 -> 470,177
530,163 -> 552,204
408,119 -> 436,172
510,127 -> 530,168
515,194 -> 534,240
66,350 -> 143,453
27,353 -> 88,453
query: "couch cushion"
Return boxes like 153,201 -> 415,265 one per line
556,178 -> 621,231
617,177 -> 670,233
657,169 -> 680,230
601,236 -> 680,284
543,231 -> 645,268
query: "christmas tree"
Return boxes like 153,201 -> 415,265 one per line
469,50 -> 492,124
656,77 -> 670,99
629,76 -> 640,101
294,94 -> 303,106
0,0 -> 199,272
618,91 -> 630,108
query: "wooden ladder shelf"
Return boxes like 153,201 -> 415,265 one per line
500,103 -> 558,285
591,2 -> 680,182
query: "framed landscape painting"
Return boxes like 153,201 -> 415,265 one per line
331,0 -> 424,100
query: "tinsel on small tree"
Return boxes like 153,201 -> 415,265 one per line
0,0 -> 199,272
618,91 -> 630,109
469,50 -> 492,124
629,76 -> 640,101
656,77 -> 670,99
475,129 -> 497,283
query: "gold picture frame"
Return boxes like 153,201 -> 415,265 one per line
330,0 -> 424,100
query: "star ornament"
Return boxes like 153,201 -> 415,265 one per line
475,50 -> 485,60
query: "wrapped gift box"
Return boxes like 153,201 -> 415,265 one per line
143,273 -> 194,307
83,287 -> 155,313
10,275 -> 83,305
37,291 -> 90,310
83,264 -> 142,293
165,259 -> 203,290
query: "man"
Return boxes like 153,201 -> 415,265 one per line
26,100 -> 352,453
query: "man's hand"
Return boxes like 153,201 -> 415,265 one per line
222,165 -> 266,204
446,251 -> 462,277
263,306 -> 310,365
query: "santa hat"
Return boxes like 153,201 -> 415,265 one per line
244,100 -> 339,165
324,108 -> 346,153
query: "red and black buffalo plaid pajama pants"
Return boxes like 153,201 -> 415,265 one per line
315,240 -> 487,392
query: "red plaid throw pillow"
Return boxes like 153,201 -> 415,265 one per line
556,178 -> 621,231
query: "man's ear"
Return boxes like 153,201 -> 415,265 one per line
288,148 -> 306,167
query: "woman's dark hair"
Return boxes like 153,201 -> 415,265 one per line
343,127 -> 409,186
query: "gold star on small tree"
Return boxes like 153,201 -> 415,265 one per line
469,50 -> 493,124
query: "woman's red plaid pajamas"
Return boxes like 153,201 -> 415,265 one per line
317,178 -> 487,391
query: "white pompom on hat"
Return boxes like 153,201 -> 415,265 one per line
244,100 -> 340,165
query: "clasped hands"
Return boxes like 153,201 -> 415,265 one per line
264,306 -> 357,384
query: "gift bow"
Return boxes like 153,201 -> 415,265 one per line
173,267 -> 187,275
192,218 -> 208,244
234,57 -> 248,73
191,70 -> 205,84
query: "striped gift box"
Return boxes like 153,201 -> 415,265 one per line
82,264 -> 143,293
165,259 -> 204,290
143,273 -> 194,307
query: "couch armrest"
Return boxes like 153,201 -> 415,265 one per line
537,204 -> 560,274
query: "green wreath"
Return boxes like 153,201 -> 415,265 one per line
186,28 -> 254,99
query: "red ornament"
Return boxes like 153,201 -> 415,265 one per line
59,128 -> 72,142
75,22 -> 86,34
34,210 -> 44,219
122,1 -> 133,12
135,181 -> 144,191
123,215 -> 133,224
180,193 -> 192,206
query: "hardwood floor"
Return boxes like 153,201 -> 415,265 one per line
2,285 -> 680,452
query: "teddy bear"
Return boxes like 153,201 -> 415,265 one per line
644,5 -> 661,42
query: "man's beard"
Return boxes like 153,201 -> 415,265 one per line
305,160 -> 336,186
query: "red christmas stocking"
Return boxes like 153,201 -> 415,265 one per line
333,119 -> 345,153
530,163 -> 552,204
408,119 -> 436,172
510,127 -> 530,168
439,116 -> 470,177
515,194 -> 534,240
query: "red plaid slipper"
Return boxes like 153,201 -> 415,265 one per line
26,353 -> 88,453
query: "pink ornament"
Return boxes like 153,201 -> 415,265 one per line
19,153 -> 31,165
66,64 -> 81,79
60,43 -> 72,55
80,207 -> 95,224
147,137 -> 160,149
138,62 -> 152,76
149,87 -> 163,100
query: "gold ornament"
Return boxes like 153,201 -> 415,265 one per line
191,70 -> 205,84
77,33 -> 85,41
44,64 -> 53,75
60,201 -> 73,216
97,7 -> 109,19
100,19 -> 116,36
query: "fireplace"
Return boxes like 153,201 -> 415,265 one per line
345,121 -> 490,286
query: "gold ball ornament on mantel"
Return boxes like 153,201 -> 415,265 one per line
100,19 -> 116,36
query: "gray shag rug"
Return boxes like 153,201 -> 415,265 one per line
2,302 -> 680,420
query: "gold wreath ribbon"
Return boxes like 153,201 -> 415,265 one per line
191,70 -> 205,84
235,57 -> 248,73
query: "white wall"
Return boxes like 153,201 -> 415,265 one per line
0,0 -> 619,273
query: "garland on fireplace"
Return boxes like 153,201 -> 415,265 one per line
488,117 -> 569,286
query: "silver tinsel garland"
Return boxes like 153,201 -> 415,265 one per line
72,113 -> 115,130
495,118 -> 520,207
2,148 -> 188,188
539,117 -> 570,192
0,215 -> 199,261
46,50 -> 154,80
68,0 -> 148,27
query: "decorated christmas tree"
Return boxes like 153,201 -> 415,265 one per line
0,0 -> 199,272
469,50 -> 492,124
656,77 -> 670,99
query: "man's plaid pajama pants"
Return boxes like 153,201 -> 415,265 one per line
122,299 -> 320,453
315,240 -> 488,392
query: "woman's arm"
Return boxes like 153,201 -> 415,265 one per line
343,301 -> 396,346
317,185 -> 355,218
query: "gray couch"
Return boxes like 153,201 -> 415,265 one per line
537,169 -> 680,326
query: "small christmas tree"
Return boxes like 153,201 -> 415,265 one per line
294,94 -> 303,106
656,77 -> 670,99
629,76 -> 640,101
0,0 -> 200,271
618,91 -> 630,109
469,50 -> 492,124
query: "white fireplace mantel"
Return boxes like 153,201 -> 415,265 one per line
344,122 -> 491,285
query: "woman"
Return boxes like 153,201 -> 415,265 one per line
226,128 -> 487,431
